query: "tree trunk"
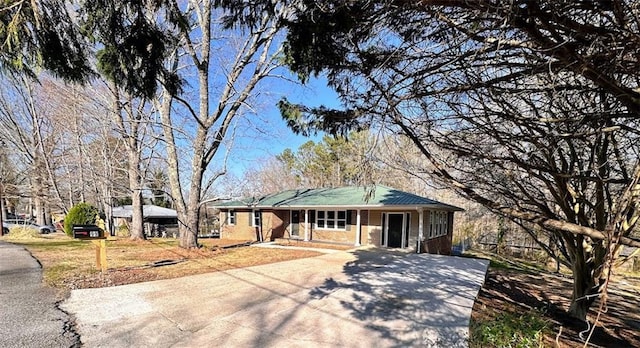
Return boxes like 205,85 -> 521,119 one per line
110,85 -> 146,241
33,164 -> 46,225
0,188 -> 4,236
179,130 -> 207,249
156,1 -> 283,249
127,142 -> 145,240
44,206 -> 52,226
33,192 -> 44,224
73,105 -> 86,203
129,182 -> 145,240
157,90 -> 191,247
568,246 -> 598,321
179,208 -> 199,248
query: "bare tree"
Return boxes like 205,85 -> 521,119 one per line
95,82 -> 167,240
154,1 -> 293,248
0,75 -> 57,224
0,74 -> 136,232
36,78 -> 103,211
272,0 -> 640,323
147,167 -> 171,208
0,139 -> 18,234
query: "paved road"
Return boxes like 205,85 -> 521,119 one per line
0,241 -> 79,348
63,248 -> 489,347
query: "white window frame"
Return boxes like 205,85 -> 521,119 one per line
382,212 -> 409,248
315,210 -> 347,230
227,210 -> 235,225
252,209 -> 261,227
429,211 -> 448,239
290,210 -> 300,237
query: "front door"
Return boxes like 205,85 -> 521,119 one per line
387,213 -> 404,248
290,210 -> 300,238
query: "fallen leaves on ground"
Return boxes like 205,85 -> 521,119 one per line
472,268 -> 640,347
8,234 -> 322,290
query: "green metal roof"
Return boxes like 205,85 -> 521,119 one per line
213,186 -> 463,211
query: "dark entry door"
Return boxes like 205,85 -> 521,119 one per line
291,210 -> 300,237
387,213 -> 404,248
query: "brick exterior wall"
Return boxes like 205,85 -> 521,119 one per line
220,209 -> 257,240
269,210 -> 288,240
421,235 -> 453,255
221,210 -> 291,242
365,210 -> 382,246
358,210 -> 369,245
312,210 -> 357,243
219,208 -> 454,254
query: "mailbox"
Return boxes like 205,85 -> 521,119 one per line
72,224 -> 105,239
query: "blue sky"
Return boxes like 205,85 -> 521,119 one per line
228,76 -> 341,177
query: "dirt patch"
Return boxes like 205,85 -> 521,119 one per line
472,268 -> 640,347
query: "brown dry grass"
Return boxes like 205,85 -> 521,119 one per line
4,233 -> 322,291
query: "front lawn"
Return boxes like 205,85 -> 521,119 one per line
3,232 -> 321,291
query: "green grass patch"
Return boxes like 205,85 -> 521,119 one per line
44,262 -> 94,288
470,309 -> 550,348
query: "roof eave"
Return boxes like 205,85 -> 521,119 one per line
218,204 -> 464,211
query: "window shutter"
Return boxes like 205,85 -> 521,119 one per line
405,213 -> 410,247
345,210 -> 352,231
381,213 -> 386,246
309,210 -> 316,229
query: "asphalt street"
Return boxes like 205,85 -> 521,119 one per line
0,241 -> 78,348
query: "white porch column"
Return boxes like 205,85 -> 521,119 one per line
355,209 -> 361,246
418,208 -> 424,254
304,209 -> 309,241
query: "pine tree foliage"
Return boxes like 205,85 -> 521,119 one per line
81,0 -> 182,98
0,0 -> 92,81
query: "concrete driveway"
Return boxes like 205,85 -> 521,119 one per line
62,248 -> 489,347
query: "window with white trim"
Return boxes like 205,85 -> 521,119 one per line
252,210 -> 261,227
227,210 -> 235,225
316,210 -> 347,230
428,211 -> 448,238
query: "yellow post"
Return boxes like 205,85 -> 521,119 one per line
91,240 -> 108,272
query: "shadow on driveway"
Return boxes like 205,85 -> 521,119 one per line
62,248 -> 488,347
308,249 -> 489,347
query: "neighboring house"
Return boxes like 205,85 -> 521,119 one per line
111,205 -> 178,237
213,186 -> 463,254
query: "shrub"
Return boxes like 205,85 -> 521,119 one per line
64,203 -> 99,237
